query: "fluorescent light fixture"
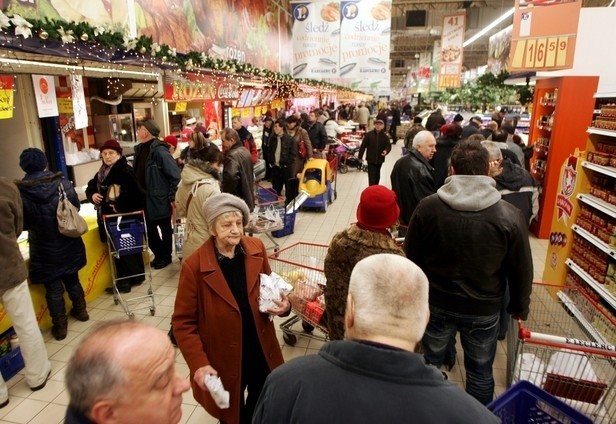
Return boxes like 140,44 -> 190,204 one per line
463,7 -> 515,48
0,57 -> 160,78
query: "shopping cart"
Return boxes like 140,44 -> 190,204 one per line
103,211 -> 156,318
246,184 -> 286,250
173,208 -> 186,262
508,283 -> 616,423
268,242 -> 329,346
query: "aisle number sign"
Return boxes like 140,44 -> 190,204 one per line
509,0 -> 581,72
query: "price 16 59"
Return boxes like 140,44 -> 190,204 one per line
511,36 -> 572,70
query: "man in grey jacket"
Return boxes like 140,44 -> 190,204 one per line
221,127 -> 255,211
0,177 -> 51,407
405,140 -> 533,405
253,254 -> 499,423
134,120 -> 181,269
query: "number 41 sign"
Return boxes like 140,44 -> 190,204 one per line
509,0 -> 581,72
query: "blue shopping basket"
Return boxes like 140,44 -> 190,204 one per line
106,218 -> 145,257
488,380 -> 593,424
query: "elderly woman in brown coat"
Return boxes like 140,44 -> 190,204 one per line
172,193 -> 290,424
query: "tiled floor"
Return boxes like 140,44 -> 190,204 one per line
0,142 -> 549,424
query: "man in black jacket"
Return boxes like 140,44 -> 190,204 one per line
253,254 -> 499,424
358,118 -> 391,185
302,111 -> 328,150
221,127 -> 255,211
390,131 -> 436,235
425,108 -> 446,138
404,140 -> 533,406
266,119 -> 298,200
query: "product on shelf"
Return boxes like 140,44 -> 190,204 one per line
576,204 -> 616,247
570,234 -> 610,284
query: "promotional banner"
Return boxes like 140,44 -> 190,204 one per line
0,75 -> 14,120
488,25 -> 513,75
339,0 -> 391,93
438,12 -> 466,90
509,0 -> 581,72
32,75 -> 59,118
164,75 -> 241,102
70,75 -> 88,130
291,1 -> 340,79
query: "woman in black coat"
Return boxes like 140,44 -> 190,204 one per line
86,140 -> 145,294
16,148 -> 88,341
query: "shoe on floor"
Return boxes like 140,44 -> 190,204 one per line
152,258 -> 172,269
0,398 -> 8,408
104,285 -> 131,294
70,308 -> 89,322
30,370 -> 51,391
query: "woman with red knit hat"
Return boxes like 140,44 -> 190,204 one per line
324,185 -> 404,340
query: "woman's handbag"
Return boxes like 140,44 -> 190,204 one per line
57,184 -> 88,237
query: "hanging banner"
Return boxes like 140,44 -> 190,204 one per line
291,1 -> 341,79
32,75 -> 59,118
164,75 -> 240,102
438,13 -> 466,90
70,75 -> 88,130
339,0 -> 391,93
509,0 -> 581,72
488,25 -> 513,75
0,75 -> 14,120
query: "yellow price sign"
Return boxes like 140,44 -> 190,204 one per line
511,36 -> 573,71
240,107 -> 252,118
174,102 -> 187,112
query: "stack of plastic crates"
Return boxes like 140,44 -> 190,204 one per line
268,242 -> 329,346
508,283 -> 616,423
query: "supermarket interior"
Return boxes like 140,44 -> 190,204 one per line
0,0 -> 615,423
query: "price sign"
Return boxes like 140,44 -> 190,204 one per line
510,36 -> 573,71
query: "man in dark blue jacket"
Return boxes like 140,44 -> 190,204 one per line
134,120 -> 181,269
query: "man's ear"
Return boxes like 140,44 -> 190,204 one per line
344,293 -> 355,339
449,165 -> 456,176
89,400 -> 116,424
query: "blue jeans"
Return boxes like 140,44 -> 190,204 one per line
43,272 -> 85,317
423,305 -> 500,405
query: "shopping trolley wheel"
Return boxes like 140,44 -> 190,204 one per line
150,307 -> 156,316
113,296 -> 119,305
302,321 -> 315,333
148,288 -> 153,295
339,163 -> 348,174
128,312 -> 135,319
282,332 -> 297,346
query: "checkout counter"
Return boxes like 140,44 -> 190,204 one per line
0,205 -> 113,333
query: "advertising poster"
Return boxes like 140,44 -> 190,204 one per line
488,25 -> 513,75
438,12 -> 466,90
0,75 -> 14,120
509,0 -> 581,72
291,1 -> 341,79
339,0 -> 392,93
32,75 -> 59,118
70,75 -> 88,130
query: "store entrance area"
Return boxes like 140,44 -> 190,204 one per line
0,142 -> 548,424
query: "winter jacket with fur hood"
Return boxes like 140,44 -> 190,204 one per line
175,159 -> 221,258
324,224 -> 403,340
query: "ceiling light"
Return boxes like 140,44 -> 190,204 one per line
463,7 -> 515,48
0,57 -> 160,78
414,53 -> 420,59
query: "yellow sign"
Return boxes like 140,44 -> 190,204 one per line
0,75 -> 14,119
271,99 -> 284,109
510,36 -> 572,71
241,107 -> 252,118
174,101 -> 187,112
57,98 -> 73,114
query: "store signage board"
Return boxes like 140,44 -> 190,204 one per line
57,98 -> 73,114
291,1 -> 340,79
488,25 -> 513,75
338,0 -> 391,93
32,75 -> 59,118
70,75 -> 88,130
509,0 -> 581,71
438,13 -> 466,90
164,75 -> 240,102
0,75 -> 14,120
174,102 -> 187,112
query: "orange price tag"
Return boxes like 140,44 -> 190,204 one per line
555,36 -> 569,67
545,37 -> 558,67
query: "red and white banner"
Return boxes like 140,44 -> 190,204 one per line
439,13 -> 466,89
32,75 -> 59,118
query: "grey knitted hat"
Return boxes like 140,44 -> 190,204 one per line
202,193 -> 250,228
141,119 -> 160,137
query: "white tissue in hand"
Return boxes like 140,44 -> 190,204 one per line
259,272 -> 293,313
204,374 -> 230,409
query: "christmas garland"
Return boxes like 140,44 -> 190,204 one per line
0,12 -> 365,98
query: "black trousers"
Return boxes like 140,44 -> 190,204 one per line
146,216 -> 173,262
271,165 -> 294,199
367,162 -> 382,186
114,253 -> 145,288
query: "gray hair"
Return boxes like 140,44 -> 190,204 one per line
65,320 -> 144,417
481,141 -> 503,161
412,130 -> 435,148
349,254 -> 429,342
221,127 -> 240,144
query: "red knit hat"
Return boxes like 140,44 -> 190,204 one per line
100,139 -> 122,154
163,135 -> 178,148
356,185 -> 400,230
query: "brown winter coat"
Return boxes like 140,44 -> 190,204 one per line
323,224 -> 404,340
172,236 -> 284,423
0,177 -> 27,296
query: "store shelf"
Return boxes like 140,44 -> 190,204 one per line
594,92 -> 616,99
572,225 -> 616,258
565,258 -> 616,310
582,161 -> 616,179
577,193 -> 616,218
557,291 -> 610,345
587,127 -> 616,138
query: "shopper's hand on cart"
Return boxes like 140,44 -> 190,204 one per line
92,193 -> 103,205
266,293 -> 291,316
194,365 -> 218,391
